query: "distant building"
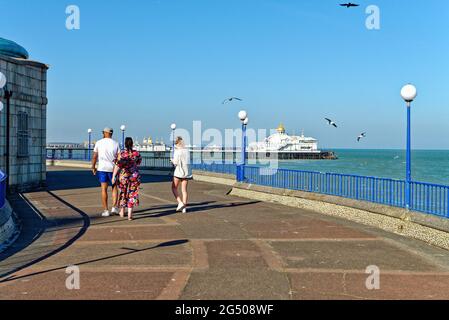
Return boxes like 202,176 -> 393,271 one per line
248,123 -> 337,160
0,37 -> 49,192
136,136 -> 170,152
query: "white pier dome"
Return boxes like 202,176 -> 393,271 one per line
249,123 -> 319,153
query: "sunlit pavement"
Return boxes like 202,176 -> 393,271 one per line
1,167 -> 448,300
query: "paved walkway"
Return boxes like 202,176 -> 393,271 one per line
1,167 -> 448,300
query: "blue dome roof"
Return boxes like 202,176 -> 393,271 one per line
0,37 -> 29,59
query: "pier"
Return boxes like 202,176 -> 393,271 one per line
1,166 -> 448,299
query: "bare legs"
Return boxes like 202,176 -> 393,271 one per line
172,177 -> 182,204
101,183 -> 109,211
112,183 -> 118,208
172,177 -> 189,212
101,183 -> 119,211
181,179 -> 188,207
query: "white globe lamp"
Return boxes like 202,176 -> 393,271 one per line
238,110 -> 247,122
401,84 -> 417,103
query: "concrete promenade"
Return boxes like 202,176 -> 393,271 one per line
0,167 -> 449,300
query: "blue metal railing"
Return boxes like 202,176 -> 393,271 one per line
243,166 -> 449,218
46,148 -> 449,218
0,170 -> 7,209
191,163 -> 237,175
47,148 -> 238,175
47,148 -> 91,161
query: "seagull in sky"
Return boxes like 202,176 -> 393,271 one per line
340,3 -> 360,8
222,97 -> 243,104
357,132 -> 367,142
325,118 -> 338,128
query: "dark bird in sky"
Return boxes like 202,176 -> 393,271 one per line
340,3 -> 360,8
357,132 -> 367,142
325,118 -> 338,128
222,97 -> 243,104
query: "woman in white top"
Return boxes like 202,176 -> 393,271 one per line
171,137 -> 193,213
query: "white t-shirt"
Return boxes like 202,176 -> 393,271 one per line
93,138 -> 120,172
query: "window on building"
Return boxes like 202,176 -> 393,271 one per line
18,111 -> 29,157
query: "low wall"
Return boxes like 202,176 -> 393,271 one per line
230,183 -> 449,250
0,200 -> 19,253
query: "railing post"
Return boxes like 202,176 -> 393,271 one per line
236,165 -> 244,183
446,188 -> 449,218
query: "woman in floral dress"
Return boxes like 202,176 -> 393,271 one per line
112,137 -> 142,220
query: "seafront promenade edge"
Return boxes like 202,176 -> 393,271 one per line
45,160 -> 449,251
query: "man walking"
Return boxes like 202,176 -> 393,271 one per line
91,127 -> 120,217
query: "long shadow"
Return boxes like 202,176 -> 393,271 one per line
0,239 -> 189,283
38,201 -> 220,231
0,194 -> 47,266
0,191 -> 90,281
132,200 -> 261,220
46,169 -> 173,192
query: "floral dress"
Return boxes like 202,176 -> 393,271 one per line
115,150 -> 142,208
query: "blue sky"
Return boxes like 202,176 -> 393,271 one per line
1,0 -> 449,149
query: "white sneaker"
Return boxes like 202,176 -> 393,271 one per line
101,210 -> 111,217
111,207 -> 119,215
182,208 -> 187,214
176,202 -> 185,212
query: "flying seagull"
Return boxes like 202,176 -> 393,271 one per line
222,97 -> 243,104
325,118 -> 338,128
340,3 -> 360,8
357,132 -> 367,142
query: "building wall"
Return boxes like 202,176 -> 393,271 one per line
0,54 -> 48,192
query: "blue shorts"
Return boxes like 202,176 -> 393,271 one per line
98,171 -> 113,184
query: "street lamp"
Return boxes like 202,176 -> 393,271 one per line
0,72 -> 12,188
87,129 -> 93,161
401,84 -> 417,210
0,72 -> 5,112
120,125 -> 126,150
171,123 -> 177,158
237,110 -> 248,182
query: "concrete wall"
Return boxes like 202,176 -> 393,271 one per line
0,54 -> 48,192
0,200 -> 18,253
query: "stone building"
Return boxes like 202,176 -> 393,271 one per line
0,37 -> 48,192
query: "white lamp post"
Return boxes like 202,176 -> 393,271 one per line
0,72 -> 6,89
0,72 -> 6,111
400,84 -> 417,210
237,110 -> 248,182
120,125 -> 126,150
87,128 -> 93,160
171,123 -> 177,158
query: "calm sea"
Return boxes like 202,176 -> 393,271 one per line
275,149 -> 449,185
